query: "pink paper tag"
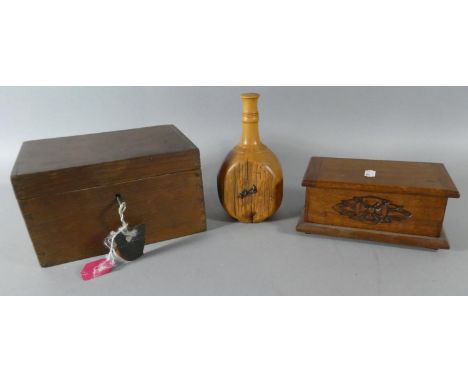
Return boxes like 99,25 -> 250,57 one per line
81,258 -> 114,281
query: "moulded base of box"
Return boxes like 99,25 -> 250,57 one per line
296,216 -> 449,250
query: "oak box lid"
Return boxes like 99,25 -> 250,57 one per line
302,157 -> 460,198
11,125 -> 201,200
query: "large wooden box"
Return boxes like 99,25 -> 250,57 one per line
11,125 -> 206,267
296,157 -> 460,249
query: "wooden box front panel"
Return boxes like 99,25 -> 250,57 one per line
305,187 -> 447,237
18,169 -> 206,267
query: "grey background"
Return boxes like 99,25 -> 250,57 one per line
0,87 -> 467,295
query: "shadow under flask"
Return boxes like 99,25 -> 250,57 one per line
217,93 -> 283,223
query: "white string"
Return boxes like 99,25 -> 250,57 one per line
118,200 -> 129,233
92,200 -> 136,277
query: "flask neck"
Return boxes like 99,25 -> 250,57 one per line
240,93 -> 261,146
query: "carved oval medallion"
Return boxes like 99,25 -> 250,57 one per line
333,196 -> 412,224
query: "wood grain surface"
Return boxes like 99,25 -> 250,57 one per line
12,125 -> 200,200
302,157 -> 460,197
297,156 -> 460,249
306,187 -> 447,237
217,93 -> 283,223
296,218 -> 450,250
18,169 -> 206,267
11,125 -> 206,267
219,156 -> 282,223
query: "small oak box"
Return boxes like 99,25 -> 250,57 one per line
296,157 -> 460,249
11,125 -> 206,267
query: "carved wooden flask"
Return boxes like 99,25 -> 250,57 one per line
217,93 -> 283,223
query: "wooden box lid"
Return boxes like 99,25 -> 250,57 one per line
11,125 -> 200,200
302,157 -> 460,198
